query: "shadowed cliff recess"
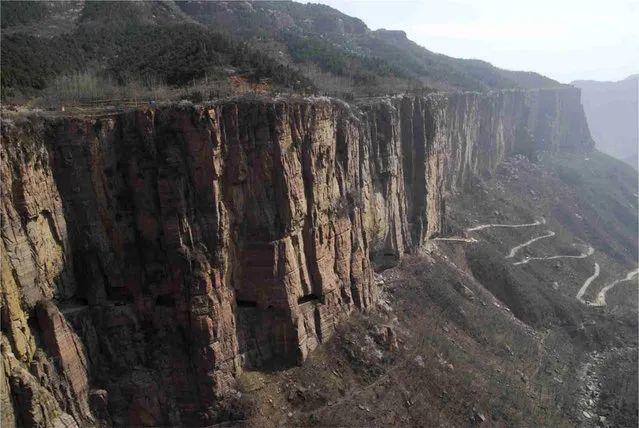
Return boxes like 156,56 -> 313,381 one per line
0,87 -> 596,426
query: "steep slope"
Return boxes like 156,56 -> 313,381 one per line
177,0 -> 563,93
0,1 -> 313,99
1,87 -> 592,426
371,29 -> 560,90
272,151 -> 637,428
2,0 -> 563,100
571,75 -> 638,167
0,1 -> 191,37
447,152 -> 637,319
444,153 -> 638,427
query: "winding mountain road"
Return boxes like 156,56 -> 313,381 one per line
513,243 -> 594,266
505,230 -> 556,259
463,217 -> 636,307
466,217 -> 546,232
431,237 -> 478,243
576,263 -> 601,303
590,268 -> 639,306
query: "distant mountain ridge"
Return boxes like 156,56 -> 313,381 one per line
571,75 -> 638,169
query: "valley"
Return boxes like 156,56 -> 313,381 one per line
0,1 -> 637,427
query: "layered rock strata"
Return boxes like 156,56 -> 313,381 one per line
0,88 -> 593,426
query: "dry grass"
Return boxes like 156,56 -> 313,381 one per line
5,70 -> 241,110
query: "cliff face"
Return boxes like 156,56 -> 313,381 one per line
0,88 -> 593,426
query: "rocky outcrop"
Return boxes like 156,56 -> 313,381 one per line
0,87 -> 592,426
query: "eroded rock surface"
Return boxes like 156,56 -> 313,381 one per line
0,88 -> 593,426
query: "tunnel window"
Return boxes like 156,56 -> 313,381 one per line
236,299 -> 258,308
298,294 -> 320,305
156,295 -> 175,307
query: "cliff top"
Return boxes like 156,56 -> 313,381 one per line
1,86 -> 580,122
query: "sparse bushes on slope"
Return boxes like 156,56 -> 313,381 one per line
0,1 -> 47,29
1,22 -> 314,101
46,71 -> 121,101
282,32 -> 409,86
1,34 -> 85,92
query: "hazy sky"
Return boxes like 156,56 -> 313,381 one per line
314,0 -> 638,83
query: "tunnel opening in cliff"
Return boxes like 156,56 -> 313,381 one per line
156,295 -> 176,307
235,304 -> 299,369
297,293 -> 321,305
371,250 -> 402,272
236,299 -> 258,308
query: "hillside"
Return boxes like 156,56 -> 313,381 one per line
571,75 -> 639,169
176,1 -> 563,93
0,1 -> 314,102
2,0 -> 563,103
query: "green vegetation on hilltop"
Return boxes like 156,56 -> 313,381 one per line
282,32 -> 413,86
0,1 -> 47,29
177,1 -> 563,93
1,34 -> 82,91
1,0 -> 566,101
1,21 -> 314,100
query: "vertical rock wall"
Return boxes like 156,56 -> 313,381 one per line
0,88 -> 593,426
